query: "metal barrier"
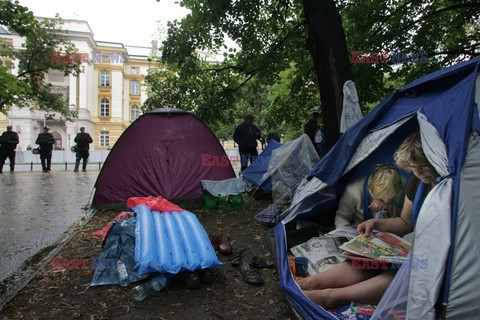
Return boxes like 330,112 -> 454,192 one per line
6,161 -> 104,172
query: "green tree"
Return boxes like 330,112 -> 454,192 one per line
0,0 -> 82,119
146,0 -> 479,145
342,0 -> 480,107
145,0 -> 309,135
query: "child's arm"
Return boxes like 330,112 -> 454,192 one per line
357,196 -> 413,236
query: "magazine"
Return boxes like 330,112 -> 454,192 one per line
290,236 -> 347,275
339,231 -> 411,262
325,226 -> 358,240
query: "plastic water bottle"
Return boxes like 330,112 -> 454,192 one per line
116,260 -> 130,286
132,274 -> 170,302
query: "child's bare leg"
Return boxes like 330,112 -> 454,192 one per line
298,261 -> 375,290
304,270 -> 396,309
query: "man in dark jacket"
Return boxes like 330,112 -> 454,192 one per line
74,127 -> 93,172
0,125 -> 19,173
304,108 -> 325,157
36,126 -> 55,172
233,115 -> 261,171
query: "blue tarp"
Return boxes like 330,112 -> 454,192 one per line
307,57 -> 480,187
242,140 -> 282,191
91,217 -> 149,286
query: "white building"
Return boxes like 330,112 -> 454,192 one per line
0,18 -> 155,150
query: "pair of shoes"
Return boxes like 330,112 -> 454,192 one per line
74,169 -> 79,172
42,169 -> 48,173
231,252 -> 274,269
238,253 -> 263,285
82,169 -> 87,172
209,234 -> 233,255
183,268 -> 216,289
249,255 -> 274,269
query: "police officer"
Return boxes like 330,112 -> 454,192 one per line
36,126 -> 55,172
73,127 -> 93,172
0,125 -> 19,173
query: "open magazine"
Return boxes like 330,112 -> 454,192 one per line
339,231 -> 411,262
290,236 -> 348,275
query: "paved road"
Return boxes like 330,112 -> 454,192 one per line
0,171 -> 98,282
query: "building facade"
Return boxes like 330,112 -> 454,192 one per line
0,18 -> 153,151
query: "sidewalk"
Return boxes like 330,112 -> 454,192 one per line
0,198 -> 292,319
0,171 -> 98,283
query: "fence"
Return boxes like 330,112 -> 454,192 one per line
3,150 -> 110,172
4,149 -> 245,172
12,161 -> 104,172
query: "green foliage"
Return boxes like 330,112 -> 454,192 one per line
0,0 -> 82,119
146,0 -> 479,141
341,0 -> 480,110
145,0 -> 311,140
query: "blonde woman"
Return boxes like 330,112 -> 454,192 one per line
298,132 -> 438,309
335,164 -> 405,228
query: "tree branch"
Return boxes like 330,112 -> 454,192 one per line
428,50 -> 478,57
360,1 -> 480,50
423,2 -> 480,19
359,0 -> 417,50
201,65 -> 245,72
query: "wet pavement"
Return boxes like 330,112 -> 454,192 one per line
0,171 -> 98,283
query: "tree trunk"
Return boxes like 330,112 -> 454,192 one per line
302,0 -> 353,150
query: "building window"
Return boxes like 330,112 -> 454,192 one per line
131,80 -> 140,95
131,105 -> 140,121
100,71 -> 110,87
131,67 -> 140,75
100,98 -> 110,117
100,131 -> 109,147
50,85 -> 69,105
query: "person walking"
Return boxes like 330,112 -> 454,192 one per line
74,127 -> 93,172
233,115 -> 261,171
0,125 -> 19,173
36,126 -> 55,172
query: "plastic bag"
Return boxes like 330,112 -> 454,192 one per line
126,196 -> 183,212
93,211 -> 135,240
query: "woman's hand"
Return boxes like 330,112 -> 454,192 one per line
357,219 -> 376,237
369,199 -> 388,213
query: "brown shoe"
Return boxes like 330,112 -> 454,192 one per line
209,234 -> 220,252
218,234 -> 233,255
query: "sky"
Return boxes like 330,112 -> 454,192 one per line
17,0 -> 190,47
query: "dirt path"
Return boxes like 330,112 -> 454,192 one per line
0,198 -> 293,320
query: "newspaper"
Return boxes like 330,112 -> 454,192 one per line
339,231 -> 411,262
290,236 -> 347,275
325,226 -> 358,240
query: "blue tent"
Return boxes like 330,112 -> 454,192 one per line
274,57 -> 480,319
242,140 -> 282,192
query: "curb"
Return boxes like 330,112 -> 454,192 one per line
0,207 -> 98,311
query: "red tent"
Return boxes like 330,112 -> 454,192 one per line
92,108 -> 235,208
